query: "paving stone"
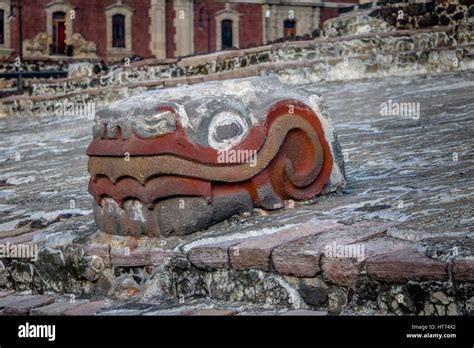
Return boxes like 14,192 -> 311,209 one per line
453,260 -> 474,283
280,309 -> 327,316
83,244 -> 111,268
2,295 -> 56,315
0,230 -> 43,245
229,219 -> 341,271
366,247 -> 447,283
272,221 -> 394,277
322,237 -> 412,286
63,300 -> 107,316
187,240 -> 243,270
0,295 -> 36,309
111,249 -> 151,267
30,299 -> 88,316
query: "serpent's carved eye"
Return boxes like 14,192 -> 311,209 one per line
208,111 -> 248,151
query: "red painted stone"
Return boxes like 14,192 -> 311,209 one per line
229,219 -> 341,271
272,221 -> 394,277
366,248 -> 447,283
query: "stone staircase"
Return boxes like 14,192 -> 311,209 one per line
1,214 -> 472,316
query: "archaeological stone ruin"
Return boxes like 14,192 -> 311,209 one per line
0,1 -> 473,323
87,76 -> 345,237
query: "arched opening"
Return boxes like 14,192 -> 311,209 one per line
221,19 -> 233,49
284,19 -> 296,39
112,14 -> 125,48
52,11 -> 66,54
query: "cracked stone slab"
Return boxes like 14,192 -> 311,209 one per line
187,239 -> 244,270
453,261 -> 474,283
321,236 -> 412,287
366,247 -> 448,283
272,221 -> 394,277
228,219 -> 341,272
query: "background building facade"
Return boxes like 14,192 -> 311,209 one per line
0,0 -> 362,62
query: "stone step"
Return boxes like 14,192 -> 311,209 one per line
280,309 -> 327,316
30,299 -> 89,316
366,247 -> 448,283
1,295 -> 56,315
187,219 -> 340,271
453,260 -> 474,283
188,308 -> 238,316
0,295 -> 37,310
63,300 -> 108,316
272,221 -> 395,277
228,219 -> 341,272
188,239 -> 245,271
321,237 -> 412,286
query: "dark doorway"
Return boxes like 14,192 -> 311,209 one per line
52,11 -> 66,54
284,19 -> 296,39
221,19 -> 232,49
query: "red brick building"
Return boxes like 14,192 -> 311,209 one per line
0,0 -> 362,62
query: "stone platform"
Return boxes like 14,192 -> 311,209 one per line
0,70 -> 473,315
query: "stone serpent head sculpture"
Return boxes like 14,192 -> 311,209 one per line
87,75 -> 345,237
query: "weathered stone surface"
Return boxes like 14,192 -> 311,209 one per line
83,244 -> 111,268
188,240 -> 241,270
322,258 -> 361,287
272,221 -> 393,277
1,56 -> 474,316
322,237 -> 411,286
281,309 -> 327,316
30,299 -> 88,316
453,261 -> 474,283
150,250 -> 175,266
0,295 -> 36,309
298,282 -> 328,307
1,295 -> 56,315
63,300 -> 107,316
0,230 -> 42,245
0,291 -> 14,298
111,249 -> 151,267
366,248 -> 447,283
87,75 -> 345,237
190,308 -> 237,316
229,219 -> 341,271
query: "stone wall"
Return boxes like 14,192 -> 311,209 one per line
1,218 -> 472,315
323,0 -> 474,38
